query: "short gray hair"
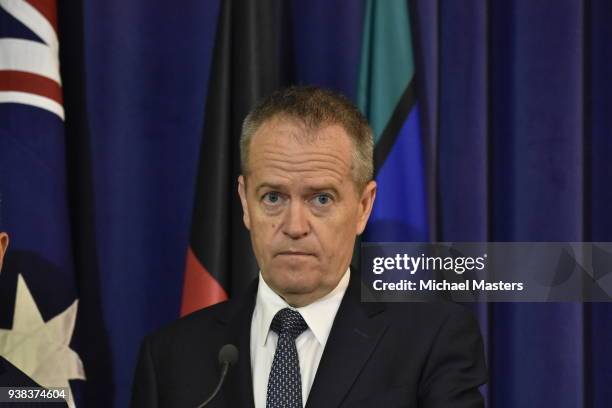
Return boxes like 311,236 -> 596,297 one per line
240,86 -> 374,191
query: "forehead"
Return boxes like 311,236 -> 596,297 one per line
247,118 -> 354,187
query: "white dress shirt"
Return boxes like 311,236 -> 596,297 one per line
250,268 -> 350,408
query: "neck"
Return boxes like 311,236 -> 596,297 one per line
280,290 -> 331,308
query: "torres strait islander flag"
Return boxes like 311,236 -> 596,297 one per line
358,0 -> 429,242
181,0 -> 293,316
0,0 -> 84,406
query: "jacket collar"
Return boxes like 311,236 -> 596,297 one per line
215,268 -> 387,408
216,279 -> 258,407
305,269 -> 388,408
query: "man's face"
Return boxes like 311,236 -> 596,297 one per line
0,232 -> 8,273
238,118 -> 376,306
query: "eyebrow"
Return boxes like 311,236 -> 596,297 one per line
254,182 -> 340,196
304,185 -> 341,196
254,183 -> 285,195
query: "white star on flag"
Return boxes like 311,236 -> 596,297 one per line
0,274 -> 85,407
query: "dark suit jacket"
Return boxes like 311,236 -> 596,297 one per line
131,272 -> 487,407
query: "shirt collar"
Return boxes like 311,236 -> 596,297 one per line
254,268 -> 350,347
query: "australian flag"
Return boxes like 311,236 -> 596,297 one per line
0,1 -> 84,407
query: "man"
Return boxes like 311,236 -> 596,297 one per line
132,87 -> 487,407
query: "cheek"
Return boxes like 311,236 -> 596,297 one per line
331,205 -> 359,231
250,218 -> 280,250
316,214 -> 356,250
254,217 -> 278,233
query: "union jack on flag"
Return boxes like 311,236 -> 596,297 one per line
0,1 -> 84,407
0,0 -> 63,118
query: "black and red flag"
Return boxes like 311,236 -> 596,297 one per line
181,0 -> 294,315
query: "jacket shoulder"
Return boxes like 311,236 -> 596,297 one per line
143,300 -> 232,352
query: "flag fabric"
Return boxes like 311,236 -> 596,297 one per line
180,0 -> 294,316
358,0 -> 429,242
0,0 -> 84,406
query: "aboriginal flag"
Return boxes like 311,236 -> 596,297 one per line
180,0 -> 294,316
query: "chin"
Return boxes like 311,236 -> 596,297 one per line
265,266 -> 319,295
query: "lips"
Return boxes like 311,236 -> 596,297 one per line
276,251 -> 315,257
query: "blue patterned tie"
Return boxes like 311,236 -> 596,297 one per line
266,308 -> 309,408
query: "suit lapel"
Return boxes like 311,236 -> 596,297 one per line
305,272 -> 388,408
218,279 -> 258,408
215,272 -> 387,408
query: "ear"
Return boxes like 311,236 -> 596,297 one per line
237,175 -> 251,230
0,232 -> 9,274
356,180 -> 377,235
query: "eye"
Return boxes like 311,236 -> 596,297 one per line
262,191 -> 281,204
312,193 -> 333,207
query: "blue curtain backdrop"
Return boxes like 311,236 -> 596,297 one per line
1,0 -> 610,407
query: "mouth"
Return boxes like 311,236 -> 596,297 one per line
276,251 -> 315,257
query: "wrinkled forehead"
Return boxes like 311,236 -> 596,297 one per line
247,118 -> 355,183
252,115 -> 350,146
249,120 -> 353,163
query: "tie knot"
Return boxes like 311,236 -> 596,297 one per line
270,308 -> 308,339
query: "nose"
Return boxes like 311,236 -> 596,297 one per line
282,200 -> 310,239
